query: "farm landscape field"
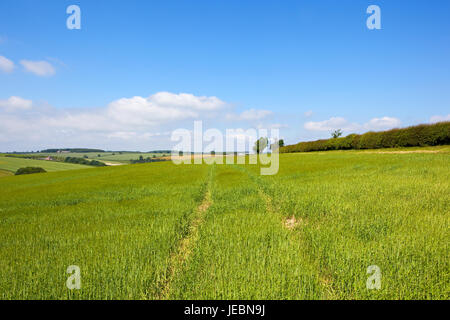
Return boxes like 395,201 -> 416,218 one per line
34,152 -> 170,164
0,147 -> 448,299
2,0 -> 450,307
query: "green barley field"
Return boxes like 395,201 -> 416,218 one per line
0,148 -> 448,299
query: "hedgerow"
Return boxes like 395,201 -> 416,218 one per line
64,157 -> 106,166
280,121 -> 450,153
15,167 -> 46,175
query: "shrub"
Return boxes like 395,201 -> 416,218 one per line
15,167 -> 46,175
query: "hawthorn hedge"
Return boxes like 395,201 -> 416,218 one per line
280,121 -> 450,153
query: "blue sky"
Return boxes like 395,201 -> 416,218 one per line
0,0 -> 449,151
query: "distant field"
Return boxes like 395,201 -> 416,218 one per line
0,147 -> 448,299
31,152 -> 168,163
0,156 -> 90,174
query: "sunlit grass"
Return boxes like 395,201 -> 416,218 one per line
0,162 -> 209,299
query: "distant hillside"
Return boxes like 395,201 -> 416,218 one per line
281,121 -> 450,153
40,148 -> 105,153
147,150 -> 172,153
0,156 -> 90,174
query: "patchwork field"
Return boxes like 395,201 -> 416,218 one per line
0,148 -> 448,299
32,152 -> 169,164
0,156 -> 90,174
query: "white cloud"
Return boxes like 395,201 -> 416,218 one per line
364,117 -> 401,130
304,117 -> 348,131
226,108 -> 273,121
107,92 -> 225,126
0,56 -> 14,73
0,92 -> 231,151
0,96 -> 32,111
150,92 -> 225,111
304,116 -> 401,133
20,60 -> 55,76
430,114 -> 450,123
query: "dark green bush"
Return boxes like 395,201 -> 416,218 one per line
64,157 -> 106,167
280,121 -> 450,153
15,167 -> 46,175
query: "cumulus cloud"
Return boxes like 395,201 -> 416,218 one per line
364,117 -> 401,130
0,92 -> 231,151
106,92 -> 225,126
304,116 -> 401,133
150,92 -> 225,111
20,60 -> 55,76
0,96 -> 32,111
304,117 -> 348,131
0,55 -> 14,73
430,114 -> 450,123
226,108 -> 273,121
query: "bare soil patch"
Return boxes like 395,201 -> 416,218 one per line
284,216 -> 303,230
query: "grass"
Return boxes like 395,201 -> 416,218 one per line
0,147 -> 448,299
259,151 -> 449,299
0,162 -> 209,299
168,166 -> 321,299
0,156 -> 90,174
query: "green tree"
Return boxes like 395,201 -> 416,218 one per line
331,129 -> 343,139
253,137 -> 269,154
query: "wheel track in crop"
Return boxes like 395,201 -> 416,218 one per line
236,165 -> 339,299
156,166 -> 214,300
